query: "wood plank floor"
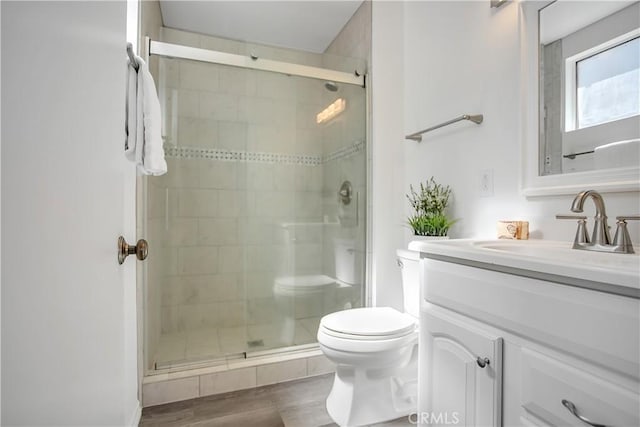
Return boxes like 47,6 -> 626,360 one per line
140,373 -> 413,427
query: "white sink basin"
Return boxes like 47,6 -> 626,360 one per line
408,239 -> 640,293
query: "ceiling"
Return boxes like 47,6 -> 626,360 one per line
159,1 -> 364,54
540,1 -> 635,44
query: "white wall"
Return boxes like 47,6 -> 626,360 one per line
404,1 -> 526,241
402,0 -> 638,244
370,0 -> 639,309
1,2 -> 139,425
371,1 -> 406,310
0,1 -> 3,421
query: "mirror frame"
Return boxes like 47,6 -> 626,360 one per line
520,1 -> 640,197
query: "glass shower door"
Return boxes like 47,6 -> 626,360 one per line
144,50 -> 366,372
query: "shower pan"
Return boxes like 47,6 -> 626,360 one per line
141,39 -> 367,372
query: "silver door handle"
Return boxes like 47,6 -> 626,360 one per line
118,236 -> 148,265
561,399 -> 607,427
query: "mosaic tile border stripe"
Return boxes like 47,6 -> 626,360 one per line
323,140 -> 365,164
164,139 -> 365,165
164,146 -> 322,166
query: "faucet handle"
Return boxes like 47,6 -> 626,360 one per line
616,215 -> 640,221
612,216 -> 638,254
556,214 -> 587,220
556,214 -> 590,246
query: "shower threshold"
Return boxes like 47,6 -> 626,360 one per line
142,343 -> 331,407
152,342 -> 320,373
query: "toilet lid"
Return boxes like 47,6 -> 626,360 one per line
320,307 -> 416,337
274,275 -> 336,291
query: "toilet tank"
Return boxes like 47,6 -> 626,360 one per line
334,237 -> 358,285
397,249 -> 421,318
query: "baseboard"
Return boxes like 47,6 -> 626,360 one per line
127,401 -> 142,426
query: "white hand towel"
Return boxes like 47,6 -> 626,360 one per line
124,59 -> 137,161
138,57 -> 167,175
125,54 -> 167,176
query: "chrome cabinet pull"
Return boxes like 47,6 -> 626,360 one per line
561,399 -> 607,427
476,357 -> 490,368
118,236 -> 148,265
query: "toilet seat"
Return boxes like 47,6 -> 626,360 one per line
318,307 -> 418,353
321,307 -> 416,338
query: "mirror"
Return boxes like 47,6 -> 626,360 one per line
538,1 -> 639,176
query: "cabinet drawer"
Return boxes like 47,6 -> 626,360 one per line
521,348 -> 640,427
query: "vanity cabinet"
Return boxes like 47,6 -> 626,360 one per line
418,258 -> 640,427
422,309 -> 502,426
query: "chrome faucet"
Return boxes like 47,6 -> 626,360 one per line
570,190 -> 611,246
556,190 -> 638,254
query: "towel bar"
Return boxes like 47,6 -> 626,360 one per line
126,43 -> 139,71
406,114 -> 483,142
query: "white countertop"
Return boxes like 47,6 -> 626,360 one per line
408,239 -> 640,296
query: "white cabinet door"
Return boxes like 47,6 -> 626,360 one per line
420,307 -> 502,427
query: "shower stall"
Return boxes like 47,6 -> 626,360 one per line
142,38 -> 367,372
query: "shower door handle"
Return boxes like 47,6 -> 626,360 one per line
118,236 -> 148,264
338,181 -> 352,205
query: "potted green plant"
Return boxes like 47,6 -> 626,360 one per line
406,177 -> 456,238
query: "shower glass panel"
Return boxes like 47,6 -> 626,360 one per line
144,52 -> 366,371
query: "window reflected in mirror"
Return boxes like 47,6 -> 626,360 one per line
539,1 -> 639,176
576,37 -> 639,129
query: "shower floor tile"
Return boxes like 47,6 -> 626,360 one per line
186,328 -> 221,359
248,324 -> 279,348
217,326 -> 248,354
155,322 -> 319,367
247,321 -> 315,349
298,316 -> 322,337
293,321 -> 316,345
156,333 -> 187,365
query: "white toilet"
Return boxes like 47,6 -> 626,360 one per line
317,249 -> 420,427
273,237 -> 361,346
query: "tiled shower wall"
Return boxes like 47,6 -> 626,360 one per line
145,27 -> 366,368
150,61 -> 325,333
321,1 -> 371,294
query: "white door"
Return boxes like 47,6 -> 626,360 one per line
421,309 -> 503,427
2,1 -> 139,425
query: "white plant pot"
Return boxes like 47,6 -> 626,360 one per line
410,235 -> 450,242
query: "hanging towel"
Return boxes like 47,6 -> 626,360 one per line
125,59 -> 137,160
125,54 -> 167,176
